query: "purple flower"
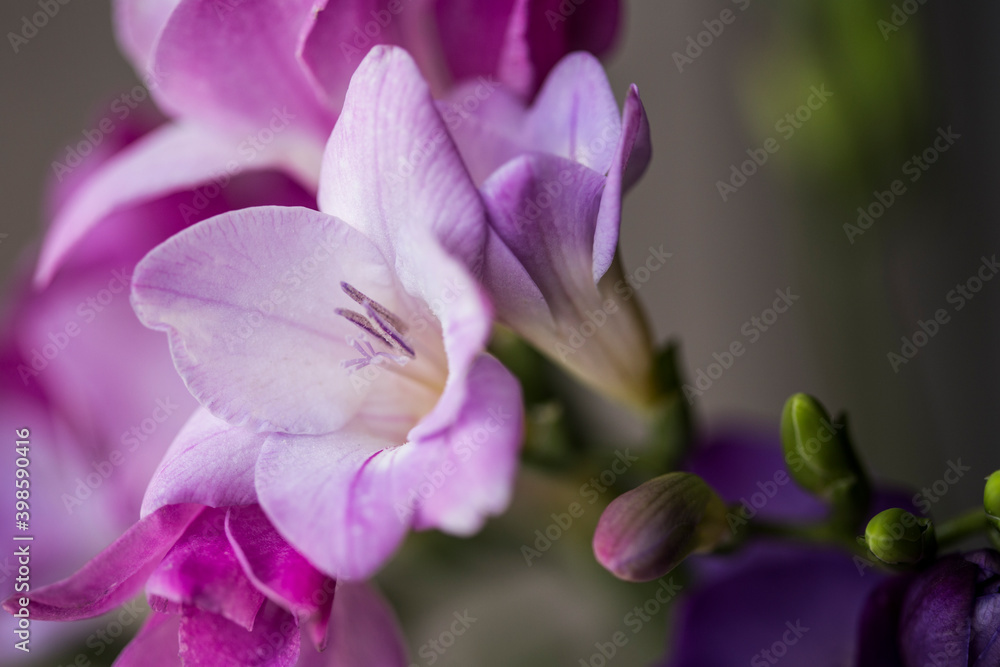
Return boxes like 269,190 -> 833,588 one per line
443,52 -> 656,407
657,430 -> 897,667
856,549 -> 1000,667
0,104 -> 316,661
3,504 -> 408,666
37,0 -> 623,285
130,47 -> 525,580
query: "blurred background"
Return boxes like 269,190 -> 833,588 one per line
2,0 -> 999,664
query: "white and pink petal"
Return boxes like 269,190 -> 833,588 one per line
131,206 -> 402,435
141,408 -> 265,517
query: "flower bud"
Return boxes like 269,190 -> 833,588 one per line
780,393 -> 863,497
985,470 -> 1000,533
593,472 -> 729,582
863,508 -> 935,566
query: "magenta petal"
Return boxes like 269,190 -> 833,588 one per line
113,611 -> 182,667
525,0 -> 621,87
0,504 -> 202,621
323,582 -> 409,667
35,122 -> 318,287
152,0 -> 332,137
225,505 -> 335,649
594,83 -> 651,280
178,601 -> 300,667
435,0 -> 526,94
15,262 -> 198,526
147,507 -> 265,630
300,0 -> 411,109
131,206 -> 397,435
558,0 -> 622,57
142,408 -> 265,517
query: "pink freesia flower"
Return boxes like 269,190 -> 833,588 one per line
0,343 -> 131,662
130,47 -> 525,580
11,107 -> 317,526
3,504 -> 409,667
444,52 -> 657,408
0,106 -> 317,660
37,0 -> 623,285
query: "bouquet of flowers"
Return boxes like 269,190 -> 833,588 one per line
2,1 -> 997,665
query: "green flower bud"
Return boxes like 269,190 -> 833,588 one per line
593,473 -> 729,582
863,508 -> 936,566
780,393 -> 864,497
985,470 -> 1000,533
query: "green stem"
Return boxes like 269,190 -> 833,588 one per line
739,519 -> 867,557
936,509 -> 990,550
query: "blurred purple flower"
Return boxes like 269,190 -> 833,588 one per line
130,47 -> 525,581
0,102 -> 315,661
660,429 -> 899,667
856,549 -> 1000,667
443,52 -> 656,407
3,504 -> 408,667
37,0 -> 623,285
